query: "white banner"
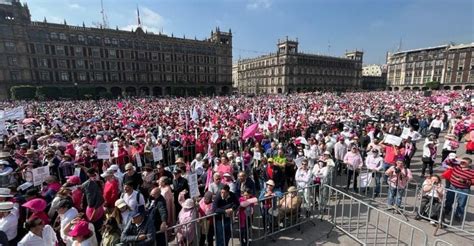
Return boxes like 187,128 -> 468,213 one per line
187,173 -> 200,198
0,106 -> 25,121
135,153 -> 143,167
113,142 -> 119,158
32,166 -> 50,186
384,134 -> 403,146
97,143 -> 111,160
152,147 -> 163,162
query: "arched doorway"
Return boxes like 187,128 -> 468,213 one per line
207,86 -> 216,96
221,86 -> 230,95
96,87 -> 108,98
453,86 -> 462,90
125,87 -> 137,96
403,87 -> 410,91
152,87 -> 162,97
393,87 -> 400,91
413,87 -> 420,91
277,88 -> 283,94
139,87 -> 150,96
110,87 -> 122,98
465,85 -> 473,90
443,86 -> 451,90
165,87 -> 172,96
421,87 -> 429,91
388,87 -> 392,91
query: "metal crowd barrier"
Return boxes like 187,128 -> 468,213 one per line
432,239 -> 453,246
416,185 -> 474,237
320,184 -> 429,246
330,163 -> 421,215
162,184 -> 320,246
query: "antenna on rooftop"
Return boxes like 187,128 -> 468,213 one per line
100,0 -> 109,29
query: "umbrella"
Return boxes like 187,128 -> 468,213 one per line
22,198 -> 47,212
22,118 -> 37,124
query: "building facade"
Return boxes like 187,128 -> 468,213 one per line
0,1 -> 232,99
386,42 -> 474,91
361,64 -> 386,90
236,38 -> 363,94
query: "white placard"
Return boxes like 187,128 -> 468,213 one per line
16,124 -> 24,134
32,166 -> 50,186
294,157 -> 304,169
253,151 -> 261,161
211,132 -> 219,143
443,106 -> 451,111
152,147 -> 163,162
74,167 -> 81,177
187,173 -> 200,198
0,106 -> 25,121
97,143 -> 111,160
113,142 -> 119,158
384,134 -> 403,146
400,127 -> 410,139
0,121 -> 5,135
135,153 -> 143,167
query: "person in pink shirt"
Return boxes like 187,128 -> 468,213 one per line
385,160 -> 413,208
216,156 -> 233,184
343,146 -> 363,192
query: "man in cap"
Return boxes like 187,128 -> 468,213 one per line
121,206 -> 155,246
0,201 -> 18,243
334,136 -> 348,176
365,149 -> 384,197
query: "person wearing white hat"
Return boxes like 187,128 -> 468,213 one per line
0,201 -> 19,242
176,198 -> 196,245
0,160 -> 13,188
0,188 -> 13,202
107,164 -> 123,191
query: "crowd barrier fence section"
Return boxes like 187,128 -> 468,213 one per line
320,184 -> 428,246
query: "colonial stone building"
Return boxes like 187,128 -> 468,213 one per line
361,64 -> 387,90
386,42 -> 474,91
236,38 -> 363,94
0,1 -> 232,99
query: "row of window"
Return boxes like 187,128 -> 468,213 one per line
29,70 -> 219,84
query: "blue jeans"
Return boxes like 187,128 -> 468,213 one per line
215,218 -> 231,246
373,172 -> 382,195
387,186 -> 405,207
444,185 -> 471,218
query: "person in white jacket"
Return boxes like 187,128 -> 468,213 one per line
365,149 -> 384,197
295,159 -> 312,211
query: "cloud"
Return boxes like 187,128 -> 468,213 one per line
369,20 -> 385,29
247,0 -> 272,10
68,3 -> 83,10
120,7 -> 165,34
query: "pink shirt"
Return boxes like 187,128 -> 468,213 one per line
386,167 -> 412,189
343,152 -> 363,170
217,164 -> 233,183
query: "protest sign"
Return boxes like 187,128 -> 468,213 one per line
253,151 -> 261,160
113,142 -> 119,158
0,106 -> 25,121
32,166 -> 50,186
384,134 -> 403,146
97,143 -> 111,160
152,147 -> 163,162
187,173 -> 200,198
135,153 -> 143,167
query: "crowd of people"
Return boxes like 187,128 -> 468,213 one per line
0,90 -> 472,245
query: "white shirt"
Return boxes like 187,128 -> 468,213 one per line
59,207 -> 78,246
122,190 -> 145,212
429,119 -> 444,130
18,225 -> 58,246
409,131 -> 422,142
0,207 -> 19,240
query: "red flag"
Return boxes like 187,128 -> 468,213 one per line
242,123 -> 258,140
117,102 -> 123,109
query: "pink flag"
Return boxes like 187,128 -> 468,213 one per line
242,123 -> 258,140
117,102 -> 124,109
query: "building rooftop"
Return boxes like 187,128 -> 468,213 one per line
391,44 -> 449,55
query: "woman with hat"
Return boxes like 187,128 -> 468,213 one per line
17,217 -> 58,246
0,160 -> 14,188
176,198 -> 196,246
0,201 -> 19,243
101,170 -> 119,212
64,175 -> 84,211
198,191 -> 214,246
123,163 -> 143,191
64,219 -> 97,246
22,198 -> 49,225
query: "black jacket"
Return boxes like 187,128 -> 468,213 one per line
146,195 -> 168,229
212,191 -> 239,222
121,216 -> 156,246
